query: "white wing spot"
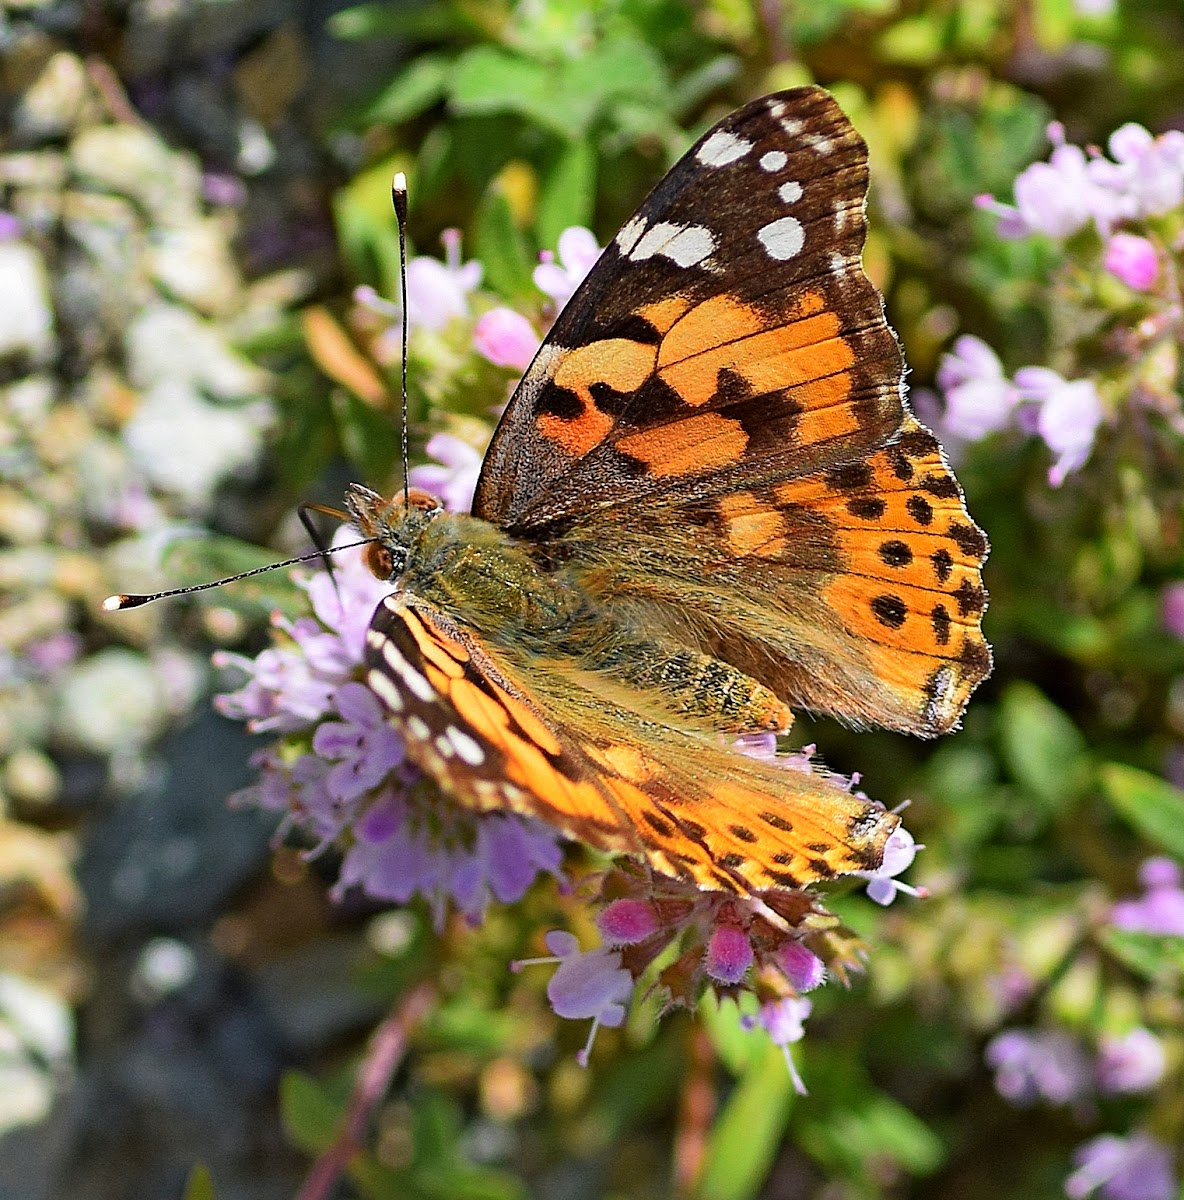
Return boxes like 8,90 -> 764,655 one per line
759,150 -> 787,172
803,134 -> 834,155
768,101 -> 786,118
447,726 -> 485,766
778,180 -> 803,203
434,734 -> 455,759
757,216 -> 805,260
381,640 -> 435,701
630,221 -> 716,267
696,130 -> 752,166
367,669 -> 404,712
616,215 -> 646,256
407,715 -> 431,741
780,117 -> 803,137
828,250 -> 846,273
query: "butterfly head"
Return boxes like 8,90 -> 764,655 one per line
346,483 -> 445,582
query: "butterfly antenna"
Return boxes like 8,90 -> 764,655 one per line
392,171 -> 410,509
101,537 -> 375,611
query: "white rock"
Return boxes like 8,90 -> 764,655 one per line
0,242 -> 54,359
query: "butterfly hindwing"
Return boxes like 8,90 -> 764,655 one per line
474,86 -> 905,530
364,594 -> 900,892
554,416 -> 990,736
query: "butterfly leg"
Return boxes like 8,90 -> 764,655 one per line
585,638 -> 793,735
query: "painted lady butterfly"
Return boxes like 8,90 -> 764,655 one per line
346,86 -> 991,895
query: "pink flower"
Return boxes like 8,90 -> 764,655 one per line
1065,1133 -> 1178,1200
407,432 -> 483,514
1111,857 -> 1184,936
597,898 -> 660,944
1103,233 -> 1159,291
1091,123 -> 1184,219
745,997 -> 812,1093
854,826 -> 921,905
1161,583 -> 1184,638
1015,367 -> 1104,486
1012,141 -> 1099,237
985,1028 -> 1092,1106
534,226 -> 602,308
520,932 -> 635,1066
473,306 -> 539,370
404,229 -> 483,332
936,335 -> 1019,439
704,924 -> 754,984
774,941 -> 826,992
1096,1028 -> 1167,1095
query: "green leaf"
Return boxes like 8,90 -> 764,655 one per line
157,535 -> 305,622
697,1042 -> 794,1200
333,387 -> 401,490
473,186 -> 535,301
450,48 -> 574,139
798,1089 -> 945,1179
1099,764 -> 1184,858
1098,927 -> 1184,983
998,682 -> 1089,810
536,137 -> 596,249
279,1069 -> 345,1153
182,1164 -> 216,1200
366,55 -> 451,123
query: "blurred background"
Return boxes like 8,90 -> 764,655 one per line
2,1 -> 1183,1198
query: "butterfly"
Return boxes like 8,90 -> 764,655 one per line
346,86 -> 991,896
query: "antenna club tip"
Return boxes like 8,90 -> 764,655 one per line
393,171 -> 407,193
101,594 -> 127,612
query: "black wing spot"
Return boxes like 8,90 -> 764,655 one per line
773,852 -> 794,865
932,604 -> 951,646
879,539 -> 913,567
826,462 -> 874,491
642,811 -> 674,838
807,857 -> 835,878
680,818 -> 707,841
960,638 -> 992,674
953,579 -> 987,616
768,869 -> 802,889
729,823 -> 758,843
922,474 -> 960,499
949,521 -> 988,558
807,841 -> 831,854
899,427 -> 940,457
760,811 -> 795,832
609,314 -> 662,344
888,449 -> 914,481
536,383 -> 584,420
931,547 -> 953,582
720,852 -> 746,869
906,495 -> 934,526
871,594 -> 908,629
848,496 -> 886,520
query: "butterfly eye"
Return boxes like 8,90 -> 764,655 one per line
365,542 -> 404,581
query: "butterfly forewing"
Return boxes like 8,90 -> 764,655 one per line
474,86 -> 905,530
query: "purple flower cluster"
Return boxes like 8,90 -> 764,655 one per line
985,1022 -> 1174,1198
214,530 -> 567,926
1065,1134 -> 1178,1200
978,118 -> 1183,288
515,787 -> 920,1083
935,335 -> 1104,486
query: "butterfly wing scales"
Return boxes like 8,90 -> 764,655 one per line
365,594 -> 899,892
474,86 -> 905,530
469,85 -> 989,736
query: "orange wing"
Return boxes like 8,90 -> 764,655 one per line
556,416 -> 990,736
364,594 -> 899,893
474,86 -> 904,531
